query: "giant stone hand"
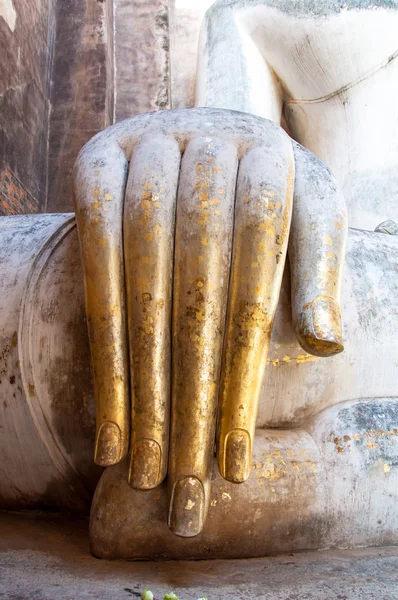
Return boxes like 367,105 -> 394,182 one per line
73,107 -> 347,537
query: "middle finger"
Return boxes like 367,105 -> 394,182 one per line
168,135 -> 238,537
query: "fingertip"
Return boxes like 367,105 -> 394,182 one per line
128,439 -> 163,490
94,421 -> 123,467
168,476 -> 205,537
296,296 -> 344,358
297,333 -> 344,358
219,429 -> 251,484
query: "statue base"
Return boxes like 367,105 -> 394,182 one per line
90,398 -> 398,560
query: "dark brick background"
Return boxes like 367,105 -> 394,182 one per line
0,0 -> 171,216
0,167 -> 40,215
0,0 -> 55,215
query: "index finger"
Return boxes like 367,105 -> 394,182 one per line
217,139 -> 294,483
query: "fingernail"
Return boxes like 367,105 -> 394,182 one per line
128,439 -> 161,490
299,296 -> 343,357
224,429 -> 251,483
168,476 -> 205,537
94,421 -> 122,466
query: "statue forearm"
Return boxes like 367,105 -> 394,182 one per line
195,2 -> 282,122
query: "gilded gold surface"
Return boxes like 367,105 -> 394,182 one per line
74,147 -> 130,468
168,136 -> 238,536
73,108 -> 347,537
124,135 -> 180,489
298,295 -> 343,357
217,146 -> 294,483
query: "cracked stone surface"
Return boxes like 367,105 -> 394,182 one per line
0,511 -> 398,600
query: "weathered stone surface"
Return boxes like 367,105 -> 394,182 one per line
46,0 -> 114,213
0,214 -> 100,514
169,0 -> 214,109
375,219 -> 398,235
91,398 -> 398,559
0,0 -> 173,213
196,0 -> 398,230
114,0 -> 170,121
0,0 -> 54,213
0,166 -> 39,215
0,0 -> 398,566
1,511 -> 398,599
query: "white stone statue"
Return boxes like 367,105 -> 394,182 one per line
191,0 -> 398,232
0,0 -> 397,559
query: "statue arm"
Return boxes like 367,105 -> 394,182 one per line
195,2 -> 283,122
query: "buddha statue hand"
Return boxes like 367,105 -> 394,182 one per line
73,108 -> 347,537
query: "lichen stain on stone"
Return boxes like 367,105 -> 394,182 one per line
0,343 -> 10,377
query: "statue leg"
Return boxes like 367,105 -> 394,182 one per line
90,397 -> 398,560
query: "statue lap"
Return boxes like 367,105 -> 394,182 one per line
0,215 -> 397,557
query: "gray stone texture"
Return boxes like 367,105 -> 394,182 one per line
1,511 -> 398,600
114,0 -> 170,122
212,0 -> 398,18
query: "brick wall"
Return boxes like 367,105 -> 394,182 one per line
0,168 -> 40,216
0,0 -> 55,216
1,0 -> 172,214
